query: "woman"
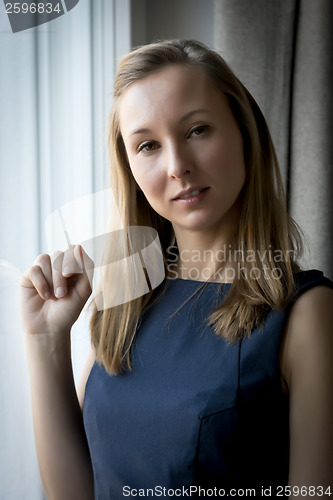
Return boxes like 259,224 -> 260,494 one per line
21,40 -> 333,499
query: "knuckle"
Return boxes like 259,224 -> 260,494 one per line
30,264 -> 42,275
33,253 -> 50,266
29,265 -> 46,286
51,250 -> 64,261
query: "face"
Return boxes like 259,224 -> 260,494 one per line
119,64 -> 246,241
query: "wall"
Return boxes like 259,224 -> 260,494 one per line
131,0 -> 214,48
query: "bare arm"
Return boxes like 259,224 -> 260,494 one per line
280,286 -> 333,498
26,333 -> 94,500
21,246 -> 95,500
77,347 -> 96,410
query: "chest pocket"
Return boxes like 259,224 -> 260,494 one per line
195,406 -> 238,487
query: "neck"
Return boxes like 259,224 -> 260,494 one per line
167,227 -> 237,283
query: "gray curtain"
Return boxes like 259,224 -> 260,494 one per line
214,0 -> 333,279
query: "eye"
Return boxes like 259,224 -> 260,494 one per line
138,141 -> 159,153
188,125 -> 210,138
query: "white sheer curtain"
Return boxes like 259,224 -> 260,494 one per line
0,1 -> 131,497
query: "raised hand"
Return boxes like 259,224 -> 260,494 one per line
21,245 -> 94,336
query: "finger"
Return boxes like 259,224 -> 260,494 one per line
21,264 -> 51,300
73,245 -> 94,298
51,251 -> 68,298
32,254 -> 54,299
77,245 -> 94,279
62,245 -> 84,277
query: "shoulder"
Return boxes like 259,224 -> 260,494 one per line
278,268 -> 333,393
280,283 -> 333,388
287,283 -> 333,338
285,269 -> 333,350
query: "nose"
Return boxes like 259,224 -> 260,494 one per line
166,142 -> 192,179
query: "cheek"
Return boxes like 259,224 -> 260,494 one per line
130,161 -> 165,198
130,167 -> 144,191
127,159 -> 148,193
210,138 -> 245,185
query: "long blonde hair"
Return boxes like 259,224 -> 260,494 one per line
90,39 -> 302,374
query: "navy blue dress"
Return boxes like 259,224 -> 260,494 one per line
83,270 -> 333,499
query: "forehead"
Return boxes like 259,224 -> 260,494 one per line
118,64 -> 228,132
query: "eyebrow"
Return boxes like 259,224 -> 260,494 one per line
129,109 -> 209,136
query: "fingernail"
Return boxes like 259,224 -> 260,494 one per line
62,267 -> 71,276
44,291 -> 50,300
55,287 -> 66,298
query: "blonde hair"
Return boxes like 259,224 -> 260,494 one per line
90,39 -> 302,374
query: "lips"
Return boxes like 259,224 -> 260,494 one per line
173,187 -> 209,200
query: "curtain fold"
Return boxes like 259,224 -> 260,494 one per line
289,0 -> 333,280
0,262 -> 44,499
214,0 -> 333,279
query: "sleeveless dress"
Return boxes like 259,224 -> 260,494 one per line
83,270 -> 333,499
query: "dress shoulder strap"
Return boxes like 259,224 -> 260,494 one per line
293,269 -> 333,301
